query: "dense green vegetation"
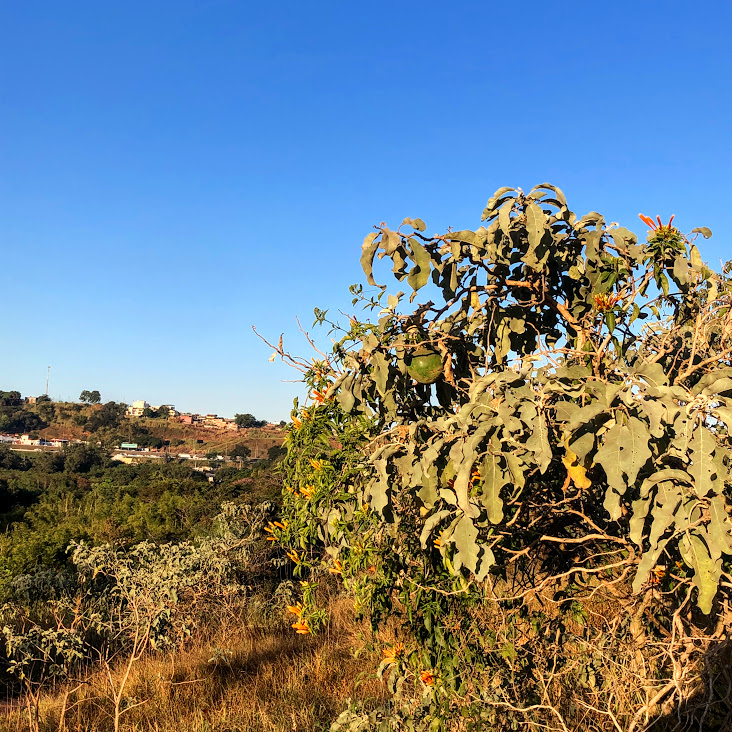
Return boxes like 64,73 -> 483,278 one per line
0,446 -> 280,587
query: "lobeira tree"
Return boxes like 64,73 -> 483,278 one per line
267,184 -> 732,729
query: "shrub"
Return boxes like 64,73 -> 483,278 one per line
272,185 -> 732,729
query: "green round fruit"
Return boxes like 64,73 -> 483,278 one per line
406,348 -> 443,384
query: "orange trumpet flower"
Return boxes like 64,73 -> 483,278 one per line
291,619 -> 310,635
287,602 -> 303,617
420,670 -> 436,686
382,642 -> 405,667
639,213 -> 675,231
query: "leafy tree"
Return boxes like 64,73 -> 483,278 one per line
0,409 -> 46,434
32,452 -> 65,474
234,413 -> 265,428
267,444 -> 287,462
70,538 -> 238,732
230,443 -> 251,460
35,399 -> 55,422
79,390 -> 101,405
0,502 -> 275,732
274,185 -> 732,729
0,445 -> 30,471
63,444 -> 105,474
85,402 -> 125,433
124,427 -> 164,449
206,451 -> 223,468
0,391 -> 22,406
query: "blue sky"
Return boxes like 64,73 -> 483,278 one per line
1,1 -> 730,421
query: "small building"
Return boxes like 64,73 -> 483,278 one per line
19,434 -> 41,446
110,452 -> 165,464
126,400 -> 149,417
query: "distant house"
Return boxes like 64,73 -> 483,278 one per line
126,400 -> 149,417
200,415 -> 239,431
19,434 -> 41,446
111,451 -> 164,464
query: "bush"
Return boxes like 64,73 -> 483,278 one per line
273,185 -> 732,730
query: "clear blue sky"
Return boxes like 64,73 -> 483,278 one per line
1,1 -> 730,421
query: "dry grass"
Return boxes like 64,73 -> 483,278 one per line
0,597 -> 388,732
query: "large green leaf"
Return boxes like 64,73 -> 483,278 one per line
628,469 -> 692,545
406,237 -> 432,292
688,425 -> 717,496
624,417 -> 653,486
360,232 -> 379,285
648,483 -> 682,547
707,496 -> 732,558
595,424 -> 626,519
680,532 -> 721,614
480,452 -> 506,524
692,368 -> 732,396
524,202 -> 547,270
335,372 -> 357,412
526,410 -> 552,474
369,351 -> 390,397
565,403 -> 608,432
632,537 -> 671,594
631,361 -> 668,389
452,423 -> 492,517
451,515 -> 480,574
595,418 -> 652,520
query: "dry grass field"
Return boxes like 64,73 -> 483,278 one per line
0,597 -> 388,732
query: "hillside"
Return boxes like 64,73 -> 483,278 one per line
1,394 -> 285,458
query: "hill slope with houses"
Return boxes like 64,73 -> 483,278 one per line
0,390 -> 286,462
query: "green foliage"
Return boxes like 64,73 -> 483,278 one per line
276,185 -> 732,728
0,391 -> 22,407
0,444 -> 30,471
0,457 -> 276,586
235,413 -> 267,428
83,401 -> 126,433
79,390 -> 101,405
230,443 -> 252,459
0,407 -> 46,434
